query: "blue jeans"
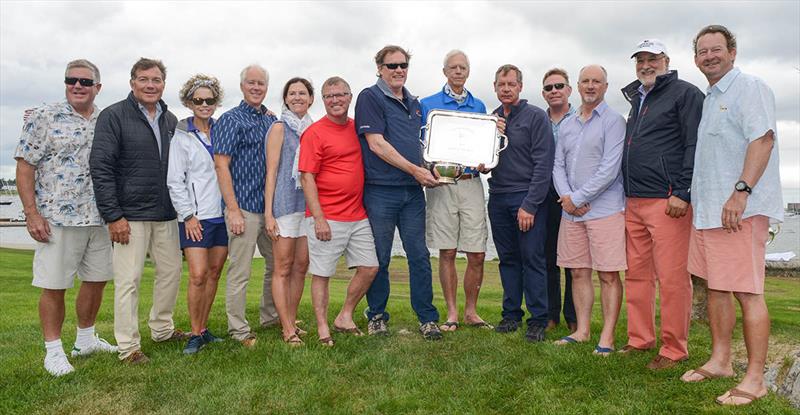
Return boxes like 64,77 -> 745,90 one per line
488,191 -> 549,326
364,184 -> 439,324
545,185 -> 576,324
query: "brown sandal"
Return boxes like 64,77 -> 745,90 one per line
333,325 -> 364,336
318,337 -> 335,347
716,388 -> 766,406
682,367 -> 723,383
283,333 -> 304,347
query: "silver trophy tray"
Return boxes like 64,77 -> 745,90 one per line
422,109 -> 506,169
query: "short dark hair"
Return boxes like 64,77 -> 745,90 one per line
494,64 -> 522,83
542,68 -> 569,85
693,24 -> 737,55
130,57 -> 166,80
374,45 -> 411,66
282,77 -> 314,102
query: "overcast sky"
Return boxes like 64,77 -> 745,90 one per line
1,1 -> 798,199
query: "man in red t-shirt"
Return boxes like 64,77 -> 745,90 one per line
298,77 -> 379,346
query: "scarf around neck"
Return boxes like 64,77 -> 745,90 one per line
281,105 -> 314,189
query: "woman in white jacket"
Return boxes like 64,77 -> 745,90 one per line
167,74 -> 227,355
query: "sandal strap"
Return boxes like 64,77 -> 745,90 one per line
728,388 -> 759,401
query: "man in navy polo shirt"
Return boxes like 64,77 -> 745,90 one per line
420,50 -> 492,332
488,64 -> 555,342
355,45 -> 442,340
213,64 -> 279,348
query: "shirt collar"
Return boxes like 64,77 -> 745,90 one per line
237,99 -> 268,115
186,116 -> 214,133
376,78 -> 416,102
61,100 -> 99,120
579,100 -> 609,121
443,84 -> 470,105
137,100 -> 163,118
708,67 -> 740,94
547,104 -> 575,121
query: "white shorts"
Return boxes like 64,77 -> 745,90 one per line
276,212 -> 306,238
32,225 -> 113,290
305,218 -> 378,277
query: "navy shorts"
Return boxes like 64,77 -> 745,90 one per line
178,219 -> 229,249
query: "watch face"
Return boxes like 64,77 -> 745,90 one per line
735,182 -> 745,191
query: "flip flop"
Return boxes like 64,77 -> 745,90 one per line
716,388 -> 766,406
332,325 -> 364,336
681,367 -> 733,383
318,337 -> 335,347
553,336 -> 580,346
593,345 -> 615,356
439,321 -> 459,332
466,321 -> 495,330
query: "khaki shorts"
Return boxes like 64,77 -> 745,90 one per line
305,218 -> 378,277
425,177 -> 487,252
688,215 -> 768,295
557,212 -> 627,272
32,225 -> 113,289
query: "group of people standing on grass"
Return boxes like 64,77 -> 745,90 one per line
15,24 -> 783,407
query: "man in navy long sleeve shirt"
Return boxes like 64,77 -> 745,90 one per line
487,64 -> 554,342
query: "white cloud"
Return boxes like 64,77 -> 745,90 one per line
1,0 -> 798,194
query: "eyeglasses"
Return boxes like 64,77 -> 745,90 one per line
543,83 -> 567,92
191,97 -> 217,106
65,77 -> 96,87
322,92 -> 351,101
382,62 -> 409,70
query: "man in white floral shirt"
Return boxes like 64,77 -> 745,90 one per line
14,59 -> 117,377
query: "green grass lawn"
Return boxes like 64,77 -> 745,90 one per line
0,247 -> 797,414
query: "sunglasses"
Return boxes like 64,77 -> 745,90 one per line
543,83 -> 567,92
382,62 -> 409,70
191,97 -> 217,106
64,77 -> 96,87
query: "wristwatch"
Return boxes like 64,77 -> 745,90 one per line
734,180 -> 752,194
183,213 -> 195,221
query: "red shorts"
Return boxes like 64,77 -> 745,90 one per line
557,212 -> 627,272
688,215 -> 769,294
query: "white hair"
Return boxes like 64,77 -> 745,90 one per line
239,64 -> 269,85
443,49 -> 470,69
65,59 -> 100,82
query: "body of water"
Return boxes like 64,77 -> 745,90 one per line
2,196 -> 798,260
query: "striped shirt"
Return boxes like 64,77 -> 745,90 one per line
213,100 -> 277,213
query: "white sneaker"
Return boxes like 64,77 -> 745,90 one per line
44,353 -> 74,377
71,334 -> 118,357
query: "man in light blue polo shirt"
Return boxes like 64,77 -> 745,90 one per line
355,45 -> 442,340
681,25 -> 782,407
420,50 -> 492,332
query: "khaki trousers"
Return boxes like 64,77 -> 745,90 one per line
225,209 -> 276,340
113,220 -> 181,359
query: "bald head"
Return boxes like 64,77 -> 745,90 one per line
577,64 -> 608,106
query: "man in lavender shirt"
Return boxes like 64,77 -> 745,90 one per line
552,65 -> 627,356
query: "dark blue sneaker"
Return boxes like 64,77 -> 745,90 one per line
201,329 -> 223,343
183,335 -> 205,355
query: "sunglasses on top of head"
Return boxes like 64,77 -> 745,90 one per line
543,83 -> 567,92
64,77 -> 96,87
382,62 -> 409,70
